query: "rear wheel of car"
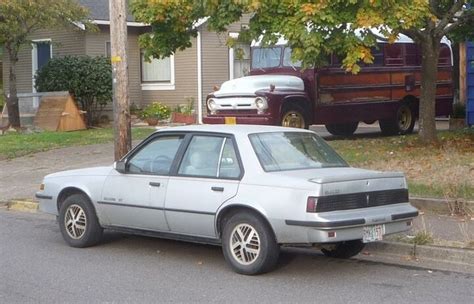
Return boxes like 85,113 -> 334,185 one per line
321,240 -> 365,259
281,106 -> 308,129
325,122 -> 359,136
58,193 -> 103,248
222,212 -> 280,275
379,103 -> 415,135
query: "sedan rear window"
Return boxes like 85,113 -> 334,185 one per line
249,132 -> 348,172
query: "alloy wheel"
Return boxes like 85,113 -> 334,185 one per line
230,223 -> 261,265
64,204 -> 87,240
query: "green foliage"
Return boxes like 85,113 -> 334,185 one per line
140,102 -> 171,120
35,56 -> 112,126
173,97 -> 195,115
131,0 -> 474,72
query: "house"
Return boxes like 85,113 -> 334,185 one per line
1,0 -> 250,123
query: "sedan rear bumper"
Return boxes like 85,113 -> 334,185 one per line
274,204 -> 419,244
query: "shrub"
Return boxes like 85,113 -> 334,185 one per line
140,102 -> 171,120
452,102 -> 466,119
35,56 -> 112,126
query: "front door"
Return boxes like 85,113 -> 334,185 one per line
32,40 -> 52,92
100,134 -> 185,231
165,135 -> 242,238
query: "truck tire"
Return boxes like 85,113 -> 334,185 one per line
325,122 -> 359,136
379,103 -> 415,135
281,106 -> 308,129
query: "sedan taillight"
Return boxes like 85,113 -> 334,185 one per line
306,197 -> 318,213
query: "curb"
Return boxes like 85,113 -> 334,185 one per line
8,199 -> 39,213
365,241 -> 474,266
410,196 -> 474,214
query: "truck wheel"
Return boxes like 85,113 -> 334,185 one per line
58,193 -> 103,248
321,240 -> 365,259
281,106 -> 308,129
222,212 -> 280,275
379,103 -> 415,135
325,122 -> 359,136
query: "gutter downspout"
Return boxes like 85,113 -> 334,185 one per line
197,30 -> 203,124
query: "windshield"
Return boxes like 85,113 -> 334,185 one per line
283,47 -> 302,68
252,47 -> 282,69
249,132 -> 348,172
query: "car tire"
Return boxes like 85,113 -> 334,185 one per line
379,103 -> 415,135
222,212 -> 280,275
325,122 -> 359,136
281,105 -> 308,129
321,240 -> 365,259
58,193 -> 103,248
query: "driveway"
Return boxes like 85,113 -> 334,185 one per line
0,143 -> 116,202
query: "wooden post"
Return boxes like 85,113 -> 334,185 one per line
109,0 -> 131,161
459,42 -> 466,105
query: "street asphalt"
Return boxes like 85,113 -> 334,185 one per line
1,208 -> 473,304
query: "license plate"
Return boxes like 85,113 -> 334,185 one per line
224,117 -> 237,125
362,224 -> 385,243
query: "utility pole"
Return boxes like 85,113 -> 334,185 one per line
109,0 -> 131,161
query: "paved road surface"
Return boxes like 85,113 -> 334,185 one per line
1,209 -> 472,303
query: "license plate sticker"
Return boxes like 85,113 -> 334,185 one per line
363,224 -> 385,243
224,117 -> 237,125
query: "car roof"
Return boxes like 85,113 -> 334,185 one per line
155,124 -> 314,136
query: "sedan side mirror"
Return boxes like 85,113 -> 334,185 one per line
114,161 -> 126,173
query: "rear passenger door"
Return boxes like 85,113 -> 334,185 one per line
165,134 -> 243,238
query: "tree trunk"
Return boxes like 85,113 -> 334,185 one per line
418,37 -> 440,143
109,0 -> 131,161
6,49 -> 21,128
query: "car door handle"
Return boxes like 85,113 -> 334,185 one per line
149,182 -> 161,187
211,186 -> 224,192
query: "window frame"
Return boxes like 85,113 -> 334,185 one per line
174,132 -> 245,180
140,52 -> 175,91
122,132 -> 186,176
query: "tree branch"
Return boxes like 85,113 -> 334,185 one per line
400,28 -> 424,44
441,12 -> 474,35
435,0 -> 465,36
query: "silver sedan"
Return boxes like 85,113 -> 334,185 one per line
37,125 -> 418,274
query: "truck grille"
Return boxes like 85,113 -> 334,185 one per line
316,189 -> 409,212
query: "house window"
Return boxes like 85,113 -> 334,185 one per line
140,53 -> 175,90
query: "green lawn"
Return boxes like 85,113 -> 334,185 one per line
0,127 -> 155,159
328,128 -> 474,200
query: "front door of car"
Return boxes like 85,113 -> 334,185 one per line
165,135 -> 242,238
99,134 -> 185,231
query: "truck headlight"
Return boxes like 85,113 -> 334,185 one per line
207,98 -> 217,114
255,97 -> 268,114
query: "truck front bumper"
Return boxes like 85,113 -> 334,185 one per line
203,114 -> 275,125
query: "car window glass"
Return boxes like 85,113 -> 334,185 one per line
178,136 -> 224,178
128,136 -> 183,175
218,139 -> 241,179
249,132 -> 348,172
252,47 -> 282,69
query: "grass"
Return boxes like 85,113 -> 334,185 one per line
328,128 -> 474,200
0,127 -> 155,159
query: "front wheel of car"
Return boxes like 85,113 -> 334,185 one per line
222,212 -> 280,275
58,193 -> 103,248
321,240 -> 365,259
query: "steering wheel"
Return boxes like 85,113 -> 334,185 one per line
149,155 -> 173,174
